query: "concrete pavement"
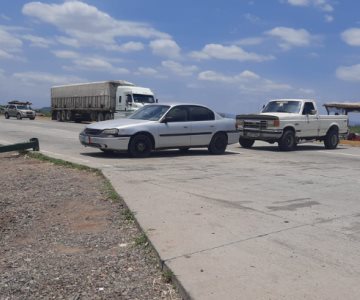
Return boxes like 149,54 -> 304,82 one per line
1,117 -> 360,299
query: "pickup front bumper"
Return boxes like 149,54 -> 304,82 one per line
239,128 -> 283,141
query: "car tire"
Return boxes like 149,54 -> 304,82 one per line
239,137 -> 255,148
208,132 -> 228,155
16,113 -> 22,120
5,112 -> 9,119
278,130 -> 296,151
30,117 -> 35,120
128,134 -> 152,158
324,128 -> 339,149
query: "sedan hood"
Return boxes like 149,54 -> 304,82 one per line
86,118 -> 155,130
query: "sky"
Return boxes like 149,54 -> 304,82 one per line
0,0 -> 360,117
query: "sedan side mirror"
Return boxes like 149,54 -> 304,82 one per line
162,116 -> 173,123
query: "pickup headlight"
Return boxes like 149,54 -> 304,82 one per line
267,119 -> 280,127
102,128 -> 119,136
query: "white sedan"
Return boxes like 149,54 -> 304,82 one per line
79,103 -> 240,157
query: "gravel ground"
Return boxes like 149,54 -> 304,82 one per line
0,152 -> 181,300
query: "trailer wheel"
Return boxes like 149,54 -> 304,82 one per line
97,112 -> 104,122
56,111 -> 63,122
65,110 -> 72,122
208,132 -> 228,155
278,130 -> 296,151
128,134 -> 152,158
239,137 -> 255,148
105,113 -> 111,120
324,128 -> 339,149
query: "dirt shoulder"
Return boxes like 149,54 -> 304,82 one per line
0,152 -> 180,300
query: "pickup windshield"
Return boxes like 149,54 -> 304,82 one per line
129,105 -> 170,121
262,101 -> 301,114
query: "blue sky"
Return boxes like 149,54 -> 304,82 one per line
0,0 -> 359,116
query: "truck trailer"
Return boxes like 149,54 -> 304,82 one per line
51,80 -> 155,122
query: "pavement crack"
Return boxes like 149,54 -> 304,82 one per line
164,223 -> 307,263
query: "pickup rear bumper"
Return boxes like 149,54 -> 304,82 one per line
239,128 -> 283,141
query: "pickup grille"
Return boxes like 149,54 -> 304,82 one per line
84,128 -> 103,136
244,120 -> 267,129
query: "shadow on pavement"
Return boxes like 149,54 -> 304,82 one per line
80,148 -> 239,159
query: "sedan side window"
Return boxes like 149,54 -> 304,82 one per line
189,106 -> 215,121
165,107 -> 188,122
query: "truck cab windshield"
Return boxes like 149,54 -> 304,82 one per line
133,94 -> 155,104
262,101 -> 301,114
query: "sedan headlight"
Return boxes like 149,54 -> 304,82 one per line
102,128 -> 119,136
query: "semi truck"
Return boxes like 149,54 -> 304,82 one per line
51,80 -> 156,122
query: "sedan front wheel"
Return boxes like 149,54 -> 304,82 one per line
128,134 -> 152,158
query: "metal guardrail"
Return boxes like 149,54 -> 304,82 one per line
0,138 -> 40,153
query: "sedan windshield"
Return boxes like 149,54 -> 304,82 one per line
262,101 -> 301,114
129,105 -> 170,121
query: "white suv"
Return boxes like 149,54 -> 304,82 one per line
4,102 -> 36,120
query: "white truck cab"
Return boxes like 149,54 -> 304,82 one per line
116,86 -> 155,113
236,99 -> 349,151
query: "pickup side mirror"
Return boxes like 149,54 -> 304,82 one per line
310,109 -> 317,115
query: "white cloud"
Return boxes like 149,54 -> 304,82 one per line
22,34 -> 54,48
198,70 -> 292,94
324,15 -> 334,23
52,50 -> 129,74
0,27 -> 23,60
53,50 -> 79,59
136,67 -> 159,76
113,41 -> 144,52
190,44 -> 274,62
236,37 -> 264,46
341,28 -> 360,46
336,64 -> 360,82
149,39 -> 181,58
286,0 -> 334,12
12,71 -> 85,86
266,27 -> 316,50
22,1 -> 170,51
162,60 -> 198,76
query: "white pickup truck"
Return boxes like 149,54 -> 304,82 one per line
236,99 -> 348,151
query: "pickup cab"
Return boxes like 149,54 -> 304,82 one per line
236,99 -> 348,151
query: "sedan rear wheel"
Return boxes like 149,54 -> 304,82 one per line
208,133 -> 228,155
128,134 -> 152,158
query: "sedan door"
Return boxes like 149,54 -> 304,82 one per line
156,106 -> 191,148
188,106 -> 216,146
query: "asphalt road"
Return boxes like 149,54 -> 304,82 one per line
1,117 -> 360,300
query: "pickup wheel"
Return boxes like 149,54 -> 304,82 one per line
278,130 -> 296,151
128,134 -> 152,158
208,133 -> 228,155
5,112 -> 9,119
16,113 -> 22,120
239,137 -> 255,148
324,128 -> 339,149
